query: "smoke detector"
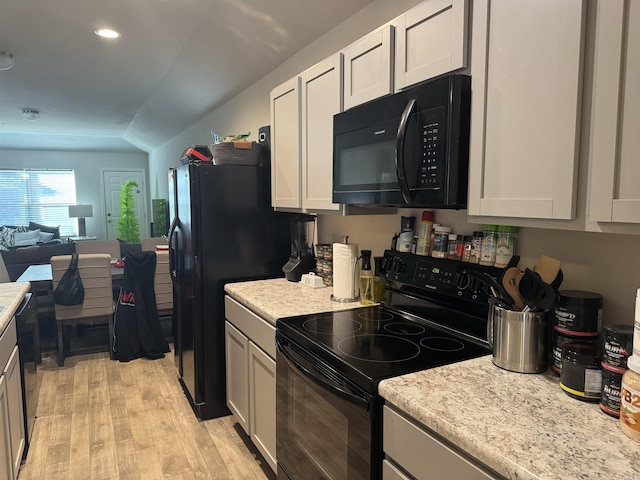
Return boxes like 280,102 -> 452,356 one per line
0,51 -> 15,71
22,108 -> 40,121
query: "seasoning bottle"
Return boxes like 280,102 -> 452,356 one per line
429,224 -> 440,257
494,225 -> 519,268
479,224 -> 498,266
431,226 -> 451,259
359,249 -> 375,305
446,233 -> 458,260
469,231 -> 483,264
372,256 -> 385,303
415,211 -> 434,256
621,288 -> 640,442
461,235 -> 473,262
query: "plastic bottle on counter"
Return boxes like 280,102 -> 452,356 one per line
621,288 -> 640,442
431,226 -> 451,258
415,210 -> 434,256
359,249 -> 375,305
479,225 -> 498,266
494,225 -> 519,268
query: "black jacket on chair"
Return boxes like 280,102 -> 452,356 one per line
113,251 -> 170,362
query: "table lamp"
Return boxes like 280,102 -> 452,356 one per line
68,204 -> 93,237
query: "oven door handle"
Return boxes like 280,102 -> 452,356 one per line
277,337 -> 369,410
395,97 -> 416,204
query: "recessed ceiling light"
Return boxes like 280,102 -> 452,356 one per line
95,29 -> 121,39
0,51 -> 15,70
21,108 -> 40,121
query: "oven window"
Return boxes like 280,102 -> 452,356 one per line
276,346 -> 372,480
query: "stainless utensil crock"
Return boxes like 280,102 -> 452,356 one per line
488,300 -> 549,373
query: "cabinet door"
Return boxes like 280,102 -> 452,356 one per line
3,347 -> 24,479
301,53 -> 343,211
395,0 -> 469,91
248,342 -> 276,473
0,375 -> 14,480
343,25 -> 394,110
270,77 -> 302,209
225,321 -> 249,435
588,1 -> 640,225
468,0 -> 585,220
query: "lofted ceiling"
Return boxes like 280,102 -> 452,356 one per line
0,0 -> 373,154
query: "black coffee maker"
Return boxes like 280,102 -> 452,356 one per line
282,214 -> 316,282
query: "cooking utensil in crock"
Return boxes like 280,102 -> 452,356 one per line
502,267 -> 525,310
533,255 -> 562,284
468,270 -> 514,309
519,268 -> 558,312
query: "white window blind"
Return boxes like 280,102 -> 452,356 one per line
0,169 -> 77,235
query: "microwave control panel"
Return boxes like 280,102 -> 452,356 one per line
418,107 -> 445,190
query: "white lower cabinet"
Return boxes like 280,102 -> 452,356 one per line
383,405 -> 499,480
224,296 -> 277,473
1,318 -> 25,480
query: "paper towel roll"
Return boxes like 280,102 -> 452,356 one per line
333,242 -> 359,301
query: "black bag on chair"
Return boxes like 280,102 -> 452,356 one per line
53,253 -> 85,306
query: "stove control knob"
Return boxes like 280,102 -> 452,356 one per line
391,258 -> 405,275
455,272 -> 471,290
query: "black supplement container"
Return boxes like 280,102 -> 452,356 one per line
600,324 -> 633,417
560,342 -> 602,402
554,290 -> 603,337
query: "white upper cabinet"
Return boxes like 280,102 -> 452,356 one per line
270,77 -> 302,209
343,25 -> 394,110
395,0 -> 469,91
588,1 -> 640,225
301,54 -> 343,212
468,0 -> 586,220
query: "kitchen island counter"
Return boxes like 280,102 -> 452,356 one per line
0,281 -> 30,336
224,278 -> 359,325
379,356 -> 640,480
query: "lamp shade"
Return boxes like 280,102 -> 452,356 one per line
68,204 -> 93,218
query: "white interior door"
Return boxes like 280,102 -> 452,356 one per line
102,169 -> 148,240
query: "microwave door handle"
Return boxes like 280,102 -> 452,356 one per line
395,98 -> 417,204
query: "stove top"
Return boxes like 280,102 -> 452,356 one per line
276,305 -> 490,393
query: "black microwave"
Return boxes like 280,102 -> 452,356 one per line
332,73 -> 471,208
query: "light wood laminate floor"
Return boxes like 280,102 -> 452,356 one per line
18,350 -> 276,480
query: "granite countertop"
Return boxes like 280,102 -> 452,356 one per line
224,278 -> 361,325
379,356 -> 640,480
0,282 -> 31,336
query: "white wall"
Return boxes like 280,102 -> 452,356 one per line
1,149 -> 148,239
149,0 -> 640,323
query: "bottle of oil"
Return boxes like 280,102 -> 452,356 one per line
360,249 -> 374,305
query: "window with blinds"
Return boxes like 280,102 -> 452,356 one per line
0,169 -> 77,235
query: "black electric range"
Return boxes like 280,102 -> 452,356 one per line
275,251 -> 503,480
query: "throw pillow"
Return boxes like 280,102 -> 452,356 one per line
0,226 -> 27,250
14,229 -> 41,247
38,231 -> 55,243
28,222 -> 61,239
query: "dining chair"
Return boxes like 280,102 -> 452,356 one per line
0,254 -> 10,283
75,239 -> 121,260
51,253 -> 115,366
141,236 -> 168,252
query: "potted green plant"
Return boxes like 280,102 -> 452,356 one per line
152,198 -> 168,237
117,180 -> 141,242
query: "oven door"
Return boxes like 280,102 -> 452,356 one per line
276,334 -> 378,480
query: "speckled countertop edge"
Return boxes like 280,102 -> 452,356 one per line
379,356 -> 640,480
0,282 -> 31,336
224,278 -> 361,325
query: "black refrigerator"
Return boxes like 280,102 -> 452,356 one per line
168,161 -> 291,420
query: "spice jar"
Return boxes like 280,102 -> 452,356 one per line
479,224 -> 498,266
461,235 -> 473,262
446,233 -> 458,260
469,231 -> 483,264
431,226 -> 451,259
494,225 -> 519,268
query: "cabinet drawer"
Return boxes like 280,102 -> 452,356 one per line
383,405 -> 498,480
0,318 -> 17,369
224,296 -> 275,358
